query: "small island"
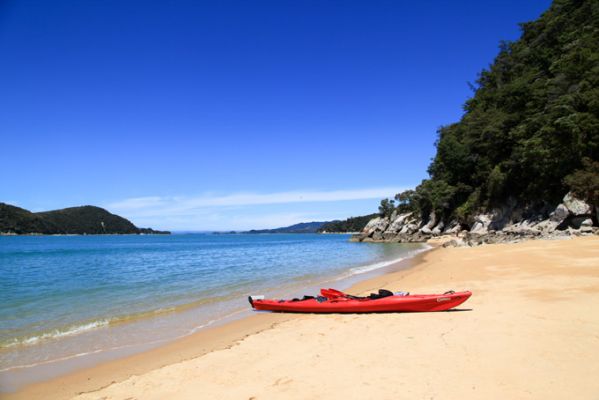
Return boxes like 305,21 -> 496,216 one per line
0,203 -> 170,235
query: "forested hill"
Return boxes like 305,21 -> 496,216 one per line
384,0 -> 599,223
318,214 -> 378,233
0,203 -> 170,235
243,215 -> 378,234
245,221 -> 327,234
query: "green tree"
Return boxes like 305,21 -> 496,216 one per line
564,157 -> 599,205
378,198 -> 395,218
383,0 -> 599,224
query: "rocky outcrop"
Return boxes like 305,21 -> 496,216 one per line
563,192 -> 592,215
361,217 -> 389,241
351,192 -> 597,246
385,212 -> 413,234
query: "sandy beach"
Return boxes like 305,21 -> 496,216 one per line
7,235 -> 599,400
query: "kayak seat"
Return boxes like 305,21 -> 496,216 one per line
290,295 -> 316,302
367,289 -> 394,300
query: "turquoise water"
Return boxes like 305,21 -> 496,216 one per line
0,233 -> 426,389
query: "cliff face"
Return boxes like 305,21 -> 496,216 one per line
352,192 -> 597,246
0,203 -> 170,235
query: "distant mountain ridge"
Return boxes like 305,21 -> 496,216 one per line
245,221 -> 326,234
0,203 -> 169,235
242,215 -> 376,234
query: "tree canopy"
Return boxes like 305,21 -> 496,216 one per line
318,214 -> 379,233
387,0 -> 599,224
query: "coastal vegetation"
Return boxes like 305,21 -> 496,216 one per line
380,0 -> 599,224
0,203 -> 169,235
318,214 -> 378,233
564,157 -> 599,206
242,215 -> 377,234
245,221 -> 326,234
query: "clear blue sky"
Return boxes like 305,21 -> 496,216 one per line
0,0 -> 551,230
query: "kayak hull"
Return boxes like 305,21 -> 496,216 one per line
251,291 -> 471,313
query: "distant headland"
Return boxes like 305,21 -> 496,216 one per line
0,203 -> 170,235
216,214 -> 379,234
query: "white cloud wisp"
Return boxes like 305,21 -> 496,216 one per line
104,186 -> 406,230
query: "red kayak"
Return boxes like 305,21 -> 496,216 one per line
249,288 -> 471,313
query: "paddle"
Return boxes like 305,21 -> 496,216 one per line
320,288 -> 347,299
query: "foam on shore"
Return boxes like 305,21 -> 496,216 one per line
346,244 -> 432,276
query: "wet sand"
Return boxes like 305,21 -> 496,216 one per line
7,236 -> 599,399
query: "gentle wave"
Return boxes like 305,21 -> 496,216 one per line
346,245 -> 432,276
0,308 -> 247,373
0,294 -> 241,350
107,294 -> 236,326
1,319 -> 110,349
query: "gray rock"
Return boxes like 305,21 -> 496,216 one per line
569,227 -> 583,236
349,234 -> 363,242
488,200 -> 516,230
442,238 -> 466,247
383,232 -> 404,241
466,234 -> 485,246
581,218 -> 593,227
412,231 -> 432,242
385,212 -> 413,234
569,216 -> 590,229
371,231 -> 384,241
444,220 -> 461,234
550,204 -> 569,222
533,219 -> 559,233
353,194 -> 595,246
470,214 -> 492,234
580,218 -> 594,233
400,223 -> 419,235
563,192 -> 591,215
420,226 -> 432,235
432,221 -> 445,235
362,217 -> 389,236
425,212 -> 437,230
502,219 -> 541,236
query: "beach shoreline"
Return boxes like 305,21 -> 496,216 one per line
1,242 -> 432,399
6,235 -> 599,399
1,233 -> 429,391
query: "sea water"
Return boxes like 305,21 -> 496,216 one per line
0,233 -> 427,390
